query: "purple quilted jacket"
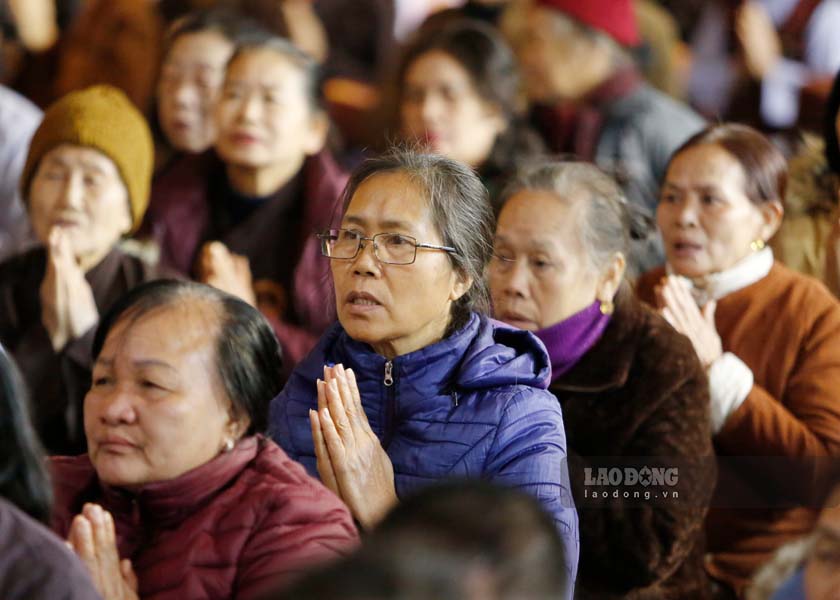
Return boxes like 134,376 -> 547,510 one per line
270,312 -> 580,594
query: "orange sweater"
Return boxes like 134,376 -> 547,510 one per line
637,263 -> 840,596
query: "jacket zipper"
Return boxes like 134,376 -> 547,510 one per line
384,360 -> 394,386
382,360 -> 396,449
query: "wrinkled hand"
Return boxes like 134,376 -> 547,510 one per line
40,227 -> 99,351
197,241 -> 257,306
656,275 -> 723,369
67,504 -> 138,600
736,1 -> 781,78
310,363 -> 397,530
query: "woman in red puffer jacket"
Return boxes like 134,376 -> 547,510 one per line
50,280 -> 358,600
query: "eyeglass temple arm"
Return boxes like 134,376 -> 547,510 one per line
416,242 -> 457,253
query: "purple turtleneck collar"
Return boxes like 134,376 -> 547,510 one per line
535,300 -> 612,382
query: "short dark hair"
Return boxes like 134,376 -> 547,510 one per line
226,31 -> 324,113
163,7 -> 266,57
668,123 -> 788,205
92,280 -> 283,435
375,479 -> 568,598
395,20 -> 544,192
399,19 -> 521,124
0,345 -> 52,524
270,480 -> 568,599
338,148 -> 495,331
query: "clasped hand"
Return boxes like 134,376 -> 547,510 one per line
67,503 -> 138,600
40,227 -> 98,351
310,363 -> 397,530
655,275 -> 723,369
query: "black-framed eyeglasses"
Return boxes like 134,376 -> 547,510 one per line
317,228 -> 458,265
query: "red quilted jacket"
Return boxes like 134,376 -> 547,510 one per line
50,436 -> 358,599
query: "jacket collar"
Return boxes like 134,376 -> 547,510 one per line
665,247 -> 774,306
69,437 -> 260,528
327,313 -> 483,401
549,284 -> 641,394
290,312 -> 551,411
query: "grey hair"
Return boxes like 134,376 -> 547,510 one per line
339,147 -> 495,333
499,161 -> 630,271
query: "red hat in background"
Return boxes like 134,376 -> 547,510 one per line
535,0 -> 641,47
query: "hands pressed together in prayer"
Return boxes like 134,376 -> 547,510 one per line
197,241 -> 257,306
67,503 -> 138,600
40,227 -> 99,351
655,275 -> 723,370
310,364 -> 397,530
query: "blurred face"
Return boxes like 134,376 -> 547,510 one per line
157,30 -> 234,153
215,48 -> 325,171
401,50 -> 505,169
805,498 -> 840,600
658,143 -> 780,279
85,302 -> 246,488
509,5 -> 607,103
331,171 -> 470,359
29,145 -> 132,268
490,189 -> 602,330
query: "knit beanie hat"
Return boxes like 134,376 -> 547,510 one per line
21,85 -> 154,233
535,0 -> 640,47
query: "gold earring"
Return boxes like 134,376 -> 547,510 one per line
599,299 -> 614,315
750,239 -> 766,252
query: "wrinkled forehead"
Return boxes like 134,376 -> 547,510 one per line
100,299 -> 222,366
343,171 -> 437,235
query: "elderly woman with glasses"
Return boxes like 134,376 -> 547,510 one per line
269,149 -> 579,595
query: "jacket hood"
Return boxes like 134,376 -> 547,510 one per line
457,315 -> 552,390
291,313 -> 552,394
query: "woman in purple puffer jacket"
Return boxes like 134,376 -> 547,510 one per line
269,148 -> 579,596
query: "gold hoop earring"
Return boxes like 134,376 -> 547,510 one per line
750,239 -> 766,252
599,299 -> 614,315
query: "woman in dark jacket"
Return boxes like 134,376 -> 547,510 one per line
51,280 -> 358,600
489,160 -> 715,599
0,345 -> 101,600
269,149 -> 579,595
147,31 -> 347,372
0,85 -> 166,455
393,19 -> 544,208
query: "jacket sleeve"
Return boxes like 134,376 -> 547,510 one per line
482,388 -> 579,596
714,300 -> 840,506
568,364 -> 716,594
234,484 -> 359,599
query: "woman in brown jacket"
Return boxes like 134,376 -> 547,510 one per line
637,123 -> 840,598
490,160 -> 715,599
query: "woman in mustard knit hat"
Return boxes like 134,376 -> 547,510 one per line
0,84 -> 167,455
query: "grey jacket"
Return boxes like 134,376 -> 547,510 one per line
595,83 -> 706,274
